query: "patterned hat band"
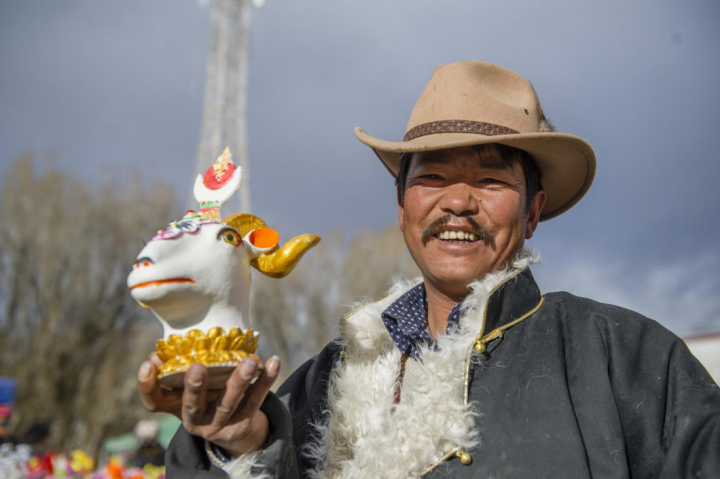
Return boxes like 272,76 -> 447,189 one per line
403,120 -> 520,141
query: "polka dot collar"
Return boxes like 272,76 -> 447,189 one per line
381,283 -> 463,360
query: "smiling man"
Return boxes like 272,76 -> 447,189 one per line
145,61 -> 720,478
396,144 -> 545,341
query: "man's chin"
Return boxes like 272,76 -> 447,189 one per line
424,267 -> 489,289
422,251 -> 492,281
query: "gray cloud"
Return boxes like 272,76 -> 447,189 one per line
1,0 -> 718,333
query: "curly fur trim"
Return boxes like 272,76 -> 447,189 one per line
222,453 -> 271,479
206,440 -> 271,479
305,251 -> 537,478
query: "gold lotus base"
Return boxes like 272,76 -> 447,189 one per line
156,327 -> 260,388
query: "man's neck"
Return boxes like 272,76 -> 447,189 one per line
424,280 -> 466,339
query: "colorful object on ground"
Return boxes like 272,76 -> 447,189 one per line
127,148 -> 320,388
0,444 -> 164,479
70,450 -> 95,474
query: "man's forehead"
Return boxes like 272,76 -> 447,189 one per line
409,146 -> 510,170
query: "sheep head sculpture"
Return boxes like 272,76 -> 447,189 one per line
127,148 -> 320,388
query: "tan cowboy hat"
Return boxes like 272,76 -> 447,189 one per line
354,61 -> 596,220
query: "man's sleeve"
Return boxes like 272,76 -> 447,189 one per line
604,312 -> 720,478
654,338 -> 720,478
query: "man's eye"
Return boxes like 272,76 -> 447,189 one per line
479,178 -> 504,185
419,174 -> 444,180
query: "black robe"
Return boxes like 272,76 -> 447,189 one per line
167,269 -> 720,478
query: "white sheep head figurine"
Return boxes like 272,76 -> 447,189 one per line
127,148 -> 319,386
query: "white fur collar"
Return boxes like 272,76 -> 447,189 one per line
303,252 -> 537,478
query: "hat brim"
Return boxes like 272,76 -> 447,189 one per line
354,127 -> 596,221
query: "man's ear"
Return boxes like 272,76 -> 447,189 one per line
525,191 -> 546,240
397,184 -> 405,233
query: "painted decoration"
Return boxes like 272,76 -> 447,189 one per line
127,148 -> 320,388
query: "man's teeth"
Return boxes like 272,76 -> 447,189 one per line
436,230 -> 477,242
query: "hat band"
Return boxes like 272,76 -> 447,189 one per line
404,120 -> 519,141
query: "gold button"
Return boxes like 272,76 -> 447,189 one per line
456,450 -> 472,465
474,342 -> 486,354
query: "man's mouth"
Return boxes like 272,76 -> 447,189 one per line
434,230 -> 479,243
422,214 -> 496,249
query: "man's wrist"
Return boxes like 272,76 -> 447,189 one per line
215,411 -> 269,459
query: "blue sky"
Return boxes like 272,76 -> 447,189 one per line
1,0 -> 719,335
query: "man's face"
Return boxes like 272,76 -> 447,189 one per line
398,146 -> 545,298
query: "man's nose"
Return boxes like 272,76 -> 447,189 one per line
439,184 -> 479,217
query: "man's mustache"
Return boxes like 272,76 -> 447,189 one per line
421,214 -> 496,249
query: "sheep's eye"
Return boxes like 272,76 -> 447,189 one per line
217,228 -> 242,248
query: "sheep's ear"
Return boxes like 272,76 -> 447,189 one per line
243,228 -> 279,258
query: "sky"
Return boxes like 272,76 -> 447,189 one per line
1,0 -> 719,335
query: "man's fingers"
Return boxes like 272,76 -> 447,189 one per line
137,361 -> 182,415
182,364 -> 209,429
237,355 -> 280,418
210,358 -> 258,429
138,361 -> 164,411
149,352 -> 164,369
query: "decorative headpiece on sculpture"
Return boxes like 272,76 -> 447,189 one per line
127,148 -> 320,388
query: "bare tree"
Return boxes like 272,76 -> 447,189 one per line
252,226 -> 420,377
0,154 -> 174,456
341,226 -> 421,302
251,230 -> 344,378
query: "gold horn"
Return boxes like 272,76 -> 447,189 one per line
223,213 -> 268,237
252,234 -> 321,278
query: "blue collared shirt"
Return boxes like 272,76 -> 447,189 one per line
381,283 -> 463,360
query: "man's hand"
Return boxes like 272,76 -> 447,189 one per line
138,354 -> 281,457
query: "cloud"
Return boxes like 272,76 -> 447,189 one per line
1,0 -> 718,314
533,248 -> 720,336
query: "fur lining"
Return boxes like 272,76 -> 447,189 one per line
221,451 -> 271,479
305,251 -> 537,478
206,438 -> 271,479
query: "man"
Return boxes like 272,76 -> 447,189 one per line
139,61 -> 720,478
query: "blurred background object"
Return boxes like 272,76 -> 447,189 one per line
685,334 -> 720,384
0,378 -> 16,441
0,154 -> 174,459
0,0 -> 718,467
